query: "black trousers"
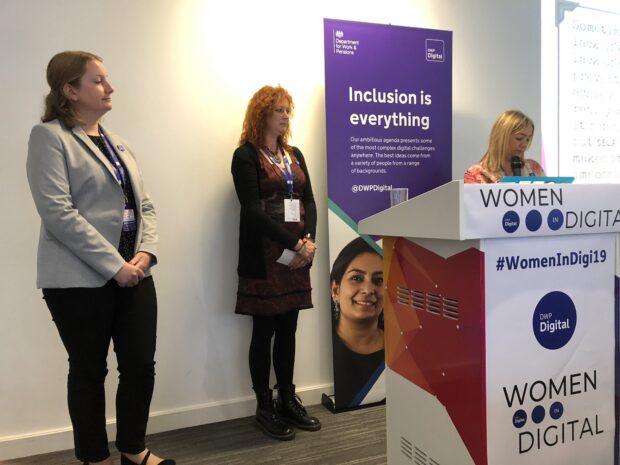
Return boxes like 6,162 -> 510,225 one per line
43,277 -> 157,463
249,310 -> 299,392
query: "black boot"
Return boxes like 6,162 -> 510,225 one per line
275,384 -> 321,431
254,388 -> 296,440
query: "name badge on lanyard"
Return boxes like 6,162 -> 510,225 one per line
284,198 -> 300,222
123,208 -> 137,232
100,129 -> 137,232
264,146 -> 300,223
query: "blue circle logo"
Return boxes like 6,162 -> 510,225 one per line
533,291 -> 577,350
513,409 -> 527,428
550,401 -> 564,420
526,210 -> 542,232
547,209 -> 564,231
532,405 -> 546,424
502,211 -> 520,233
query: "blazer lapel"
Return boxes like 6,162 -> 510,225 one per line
71,126 -> 120,184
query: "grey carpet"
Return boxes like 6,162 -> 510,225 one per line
4,404 -> 386,465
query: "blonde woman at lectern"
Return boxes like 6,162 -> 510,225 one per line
26,51 -> 173,465
464,110 -> 545,184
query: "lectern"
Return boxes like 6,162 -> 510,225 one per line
358,181 -> 619,465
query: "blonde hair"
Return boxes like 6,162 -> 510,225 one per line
42,51 -> 102,128
239,85 -> 294,152
480,110 -> 534,173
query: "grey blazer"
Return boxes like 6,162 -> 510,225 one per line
27,119 -> 158,288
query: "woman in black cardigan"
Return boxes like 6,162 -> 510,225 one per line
231,85 -> 320,440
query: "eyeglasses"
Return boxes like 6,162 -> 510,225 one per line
274,107 -> 291,115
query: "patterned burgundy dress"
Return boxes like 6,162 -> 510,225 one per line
235,152 -> 313,315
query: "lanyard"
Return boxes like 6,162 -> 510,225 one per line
99,128 -> 128,189
264,146 -> 294,195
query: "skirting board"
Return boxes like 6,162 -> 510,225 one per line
0,383 -> 333,461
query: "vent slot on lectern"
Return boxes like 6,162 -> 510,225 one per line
442,297 -> 460,320
414,446 -> 427,465
395,287 -> 460,322
396,286 -> 412,307
426,293 -> 442,315
400,436 -> 413,460
411,444 -> 442,465
412,290 -> 425,311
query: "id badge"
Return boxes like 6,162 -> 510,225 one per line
284,199 -> 300,222
122,208 -> 137,232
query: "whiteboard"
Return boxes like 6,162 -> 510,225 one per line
558,4 -> 620,182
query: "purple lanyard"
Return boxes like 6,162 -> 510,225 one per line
264,146 -> 294,194
99,128 -> 128,189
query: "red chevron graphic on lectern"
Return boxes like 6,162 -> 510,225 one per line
384,238 -> 487,465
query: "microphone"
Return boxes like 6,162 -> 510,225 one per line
511,156 -> 523,176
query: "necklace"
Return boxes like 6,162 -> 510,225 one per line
264,145 -> 282,163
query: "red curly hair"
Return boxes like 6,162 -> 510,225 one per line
239,85 -> 294,152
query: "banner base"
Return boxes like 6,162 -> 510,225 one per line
321,392 -> 385,414
321,393 -> 336,412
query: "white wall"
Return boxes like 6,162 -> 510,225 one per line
0,0 -> 540,459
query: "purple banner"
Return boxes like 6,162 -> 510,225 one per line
324,18 -> 452,411
325,18 -> 452,222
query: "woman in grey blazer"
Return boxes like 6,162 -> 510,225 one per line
26,51 -> 174,465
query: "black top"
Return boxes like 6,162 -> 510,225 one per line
231,142 -> 317,279
332,328 -> 385,410
89,135 -> 138,261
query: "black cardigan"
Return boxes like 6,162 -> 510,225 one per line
231,142 -> 317,279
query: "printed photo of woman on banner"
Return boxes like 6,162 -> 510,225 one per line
330,238 -> 385,410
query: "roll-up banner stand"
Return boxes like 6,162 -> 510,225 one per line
322,18 -> 452,411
